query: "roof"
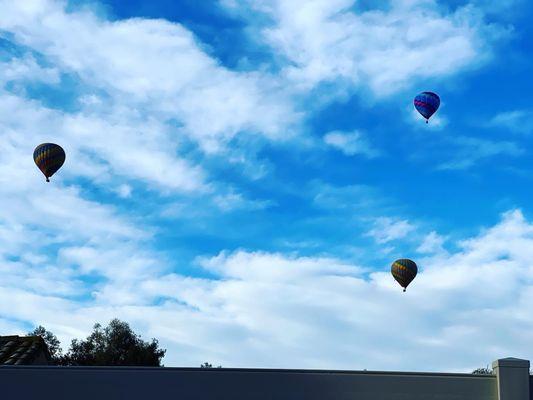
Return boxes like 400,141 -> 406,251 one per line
0,335 -> 52,365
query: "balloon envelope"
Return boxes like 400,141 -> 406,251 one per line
33,143 -> 65,182
414,92 -> 440,121
391,259 -> 418,292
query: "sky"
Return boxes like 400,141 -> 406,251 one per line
1,0 -> 533,372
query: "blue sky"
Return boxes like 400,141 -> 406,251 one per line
1,0 -> 533,372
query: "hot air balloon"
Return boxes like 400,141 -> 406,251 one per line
414,92 -> 440,123
33,143 -> 65,182
391,258 -> 417,292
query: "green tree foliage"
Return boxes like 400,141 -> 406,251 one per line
473,366 -> 533,375
62,319 -> 166,366
31,319 -> 166,366
201,362 -> 222,368
29,325 -> 64,364
472,366 -> 493,375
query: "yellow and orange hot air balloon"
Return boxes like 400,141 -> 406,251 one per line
33,143 -> 66,182
391,258 -> 418,292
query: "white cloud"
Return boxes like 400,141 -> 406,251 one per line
0,0 -> 514,198
437,136 -> 524,170
0,318 -> 26,335
0,168 -> 153,302
0,0 -> 299,154
409,104 -> 448,129
0,54 -> 60,86
489,110 -> 533,134
366,217 -> 416,244
199,250 -> 362,281
323,130 -> 380,158
312,182 -> 380,212
0,77 -> 207,193
417,231 -> 447,255
3,210 -> 533,371
0,0 -> 308,221
223,0 -> 507,95
213,190 -> 274,212
115,184 -> 133,198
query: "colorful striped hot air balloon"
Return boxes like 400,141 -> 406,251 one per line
414,91 -> 440,123
391,259 -> 418,292
33,143 -> 66,182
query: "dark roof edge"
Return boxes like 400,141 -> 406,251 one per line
0,365 -> 495,378
0,335 -> 52,365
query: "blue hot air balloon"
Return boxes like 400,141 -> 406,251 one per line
414,92 -> 440,123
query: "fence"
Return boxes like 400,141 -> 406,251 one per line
0,357 -> 529,400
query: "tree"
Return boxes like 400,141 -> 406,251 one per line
61,319 -> 166,366
29,326 -> 64,364
201,362 -> 222,368
472,366 -> 493,375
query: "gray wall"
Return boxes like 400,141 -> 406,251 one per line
0,365 -> 500,400
0,358 -> 529,400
